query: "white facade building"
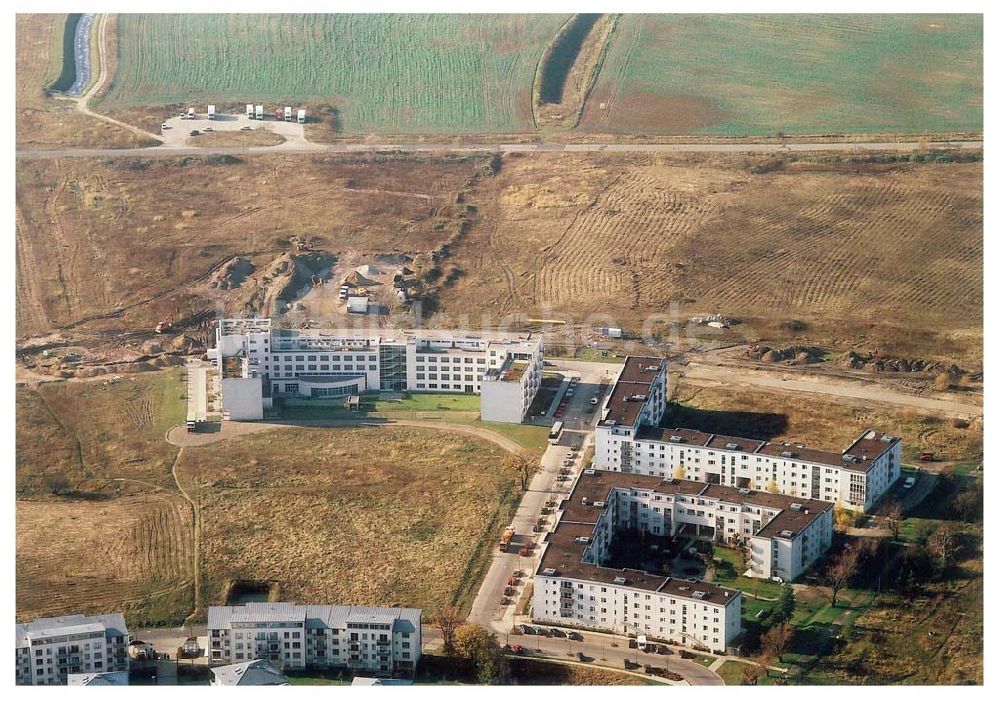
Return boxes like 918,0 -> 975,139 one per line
594,357 -> 901,513
532,470 -> 834,651
209,319 -> 543,423
15,613 -> 130,686
207,603 -> 421,676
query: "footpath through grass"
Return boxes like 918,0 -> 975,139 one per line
280,392 -> 550,454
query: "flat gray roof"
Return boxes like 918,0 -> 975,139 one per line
208,603 -> 420,634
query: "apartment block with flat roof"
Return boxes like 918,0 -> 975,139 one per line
533,470 -> 835,651
593,356 -> 901,513
15,613 -> 129,686
207,603 -> 421,676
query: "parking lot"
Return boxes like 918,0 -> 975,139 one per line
158,111 -> 313,149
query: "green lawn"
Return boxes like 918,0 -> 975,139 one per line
711,545 -> 784,599
583,14 -> 982,136
373,392 -> 482,413
475,421 -> 551,454
717,660 -> 783,686
277,393 -> 549,454
104,14 -> 567,134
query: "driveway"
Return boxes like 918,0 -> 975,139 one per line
159,112 -> 317,150
503,628 -> 723,685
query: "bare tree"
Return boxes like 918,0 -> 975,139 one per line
504,453 -> 537,492
928,523 -> 961,571
823,547 -> 859,607
435,603 -> 463,655
883,501 -> 903,540
761,622 -> 793,663
742,663 -> 765,685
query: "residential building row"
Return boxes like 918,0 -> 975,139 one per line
207,603 -> 421,675
594,356 -> 902,513
210,318 -> 543,423
532,469 -> 834,652
15,613 -> 130,686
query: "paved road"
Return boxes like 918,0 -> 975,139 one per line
467,365 -> 606,630
507,630 -> 724,685
15,139 -> 982,160
552,357 -> 982,419
681,360 -> 982,418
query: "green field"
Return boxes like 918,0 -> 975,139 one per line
580,14 -> 982,136
103,14 -> 566,133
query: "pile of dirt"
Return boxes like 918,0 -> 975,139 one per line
208,256 -> 256,290
342,271 -> 377,287
240,252 -> 335,316
746,344 -> 824,365
838,350 -> 975,376
374,252 -> 414,266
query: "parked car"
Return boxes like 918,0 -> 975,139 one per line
203,126 -> 214,132
549,628 -> 564,637
189,130 -> 200,136
576,651 -> 587,661
903,477 -> 916,489
567,631 -> 583,641
628,638 -> 638,649
240,125 -> 252,131
590,397 -> 599,405
918,452 -> 935,462
512,644 -> 524,655
161,123 -> 169,130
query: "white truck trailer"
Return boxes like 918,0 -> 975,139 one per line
246,103 -> 254,119
297,108 -> 306,123
207,105 -> 216,119
284,106 -> 292,121
255,104 -> 264,120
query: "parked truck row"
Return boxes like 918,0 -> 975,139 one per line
178,105 -> 307,123
246,103 -> 307,123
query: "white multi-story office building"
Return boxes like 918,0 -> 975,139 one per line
594,357 -> 901,513
207,603 -> 421,676
15,613 -> 130,686
209,319 -> 543,423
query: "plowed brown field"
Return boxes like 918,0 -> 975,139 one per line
16,494 -> 194,625
440,154 -> 982,366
